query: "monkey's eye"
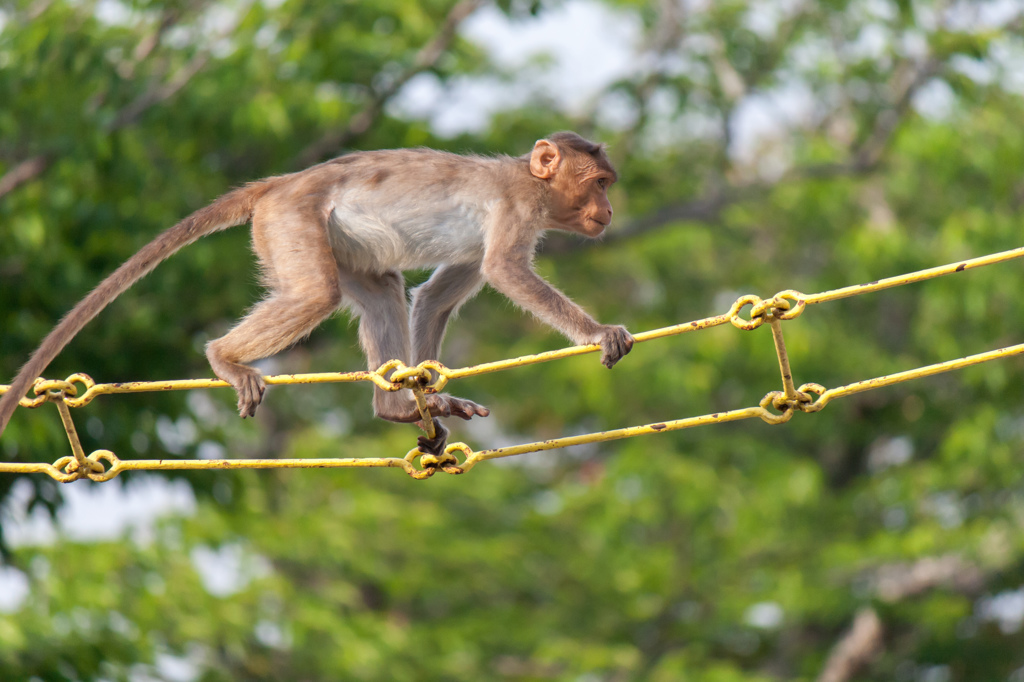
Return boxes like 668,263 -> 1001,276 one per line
597,178 -> 608,189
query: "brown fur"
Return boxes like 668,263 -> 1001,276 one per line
0,133 -> 632,451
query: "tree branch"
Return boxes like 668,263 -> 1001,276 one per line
817,608 -> 884,682
292,0 -> 482,169
105,52 -> 210,132
544,54 -> 944,254
604,0 -> 688,168
0,8 -> 210,202
119,8 -> 182,79
872,554 -> 984,602
0,155 -> 50,200
853,57 -> 941,168
815,555 -> 985,682
540,157 -> 877,254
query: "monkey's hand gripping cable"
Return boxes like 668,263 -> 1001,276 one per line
5,244 -> 1024,482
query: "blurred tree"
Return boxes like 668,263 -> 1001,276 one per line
2,0 -> 1024,680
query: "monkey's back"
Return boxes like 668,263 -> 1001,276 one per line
311,149 -> 515,272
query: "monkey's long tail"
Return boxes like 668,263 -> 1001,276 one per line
0,180 -> 276,437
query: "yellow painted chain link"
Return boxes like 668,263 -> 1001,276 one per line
3,245 -> 1024,482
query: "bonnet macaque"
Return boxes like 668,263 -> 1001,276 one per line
0,132 -> 633,453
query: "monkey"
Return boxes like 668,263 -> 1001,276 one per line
0,132 -> 633,453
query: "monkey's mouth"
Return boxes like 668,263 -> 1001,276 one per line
588,218 -> 609,229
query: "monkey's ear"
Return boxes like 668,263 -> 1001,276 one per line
529,139 -> 561,179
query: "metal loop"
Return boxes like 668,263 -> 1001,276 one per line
402,445 -> 465,479
420,451 -> 461,471
369,359 -> 409,391
758,391 -> 797,424
391,364 -> 432,388
52,450 -> 119,482
731,291 -> 808,331
26,374 -> 100,406
416,360 -> 450,394
371,360 -> 451,394
17,391 -> 49,409
63,455 -> 104,476
34,379 -> 77,399
49,457 -> 83,482
771,290 -> 807,321
751,297 -> 782,319
728,294 -> 767,331
795,383 -> 827,412
13,374 -> 96,409
62,373 -> 98,407
758,382 -> 830,424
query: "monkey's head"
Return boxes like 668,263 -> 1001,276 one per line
529,132 -> 617,238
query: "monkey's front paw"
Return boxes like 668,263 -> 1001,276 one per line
427,394 -> 490,421
236,373 -> 266,418
417,419 -> 450,455
596,325 -> 634,368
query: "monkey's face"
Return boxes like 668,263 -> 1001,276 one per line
549,159 -> 616,238
528,137 -> 617,238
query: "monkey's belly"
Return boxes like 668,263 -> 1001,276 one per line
328,203 -> 486,272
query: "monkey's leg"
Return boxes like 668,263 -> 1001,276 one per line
342,267 -> 485,426
409,263 -> 490,423
410,262 -> 484,362
206,291 -> 342,417
207,217 -> 343,418
338,268 -> 416,421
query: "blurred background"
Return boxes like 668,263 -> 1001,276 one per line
1,0 -> 1024,679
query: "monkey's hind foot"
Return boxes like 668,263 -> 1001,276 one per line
426,394 -> 490,421
233,371 -> 266,418
417,419 -> 450,456
207,346 -> 267,418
